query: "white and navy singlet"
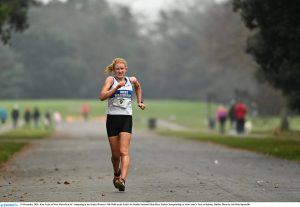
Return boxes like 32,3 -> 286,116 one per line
107,76 -> 133,115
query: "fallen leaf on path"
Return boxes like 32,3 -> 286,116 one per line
256,180 -> 264,186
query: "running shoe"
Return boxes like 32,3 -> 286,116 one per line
113,170 -> 121,189
115,178 -> 126,192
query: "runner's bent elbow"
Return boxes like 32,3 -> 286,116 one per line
99,93 -> 107,101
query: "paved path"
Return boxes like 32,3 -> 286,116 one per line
0,125 -> 12,134
0,121 -> 300,202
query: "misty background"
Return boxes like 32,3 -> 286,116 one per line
0,0 -> 283,115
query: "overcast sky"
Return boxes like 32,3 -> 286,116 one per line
109,0 -> 228,18
38,0 -> 229,21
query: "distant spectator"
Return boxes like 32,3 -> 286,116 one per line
234,101 -> 247,134
228,100 -> 236,129
44,110 -> 52,128
216,105 -> 227,134
81,103 -> 90,121
23,108 -> 31,128
33,107 -> 41,128
0,107 -> 7,124
208,117 -> 216,130
11,105 -> 20,128
53,111 -> 62,126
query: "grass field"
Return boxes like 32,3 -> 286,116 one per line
0,99 -> 211,129
0,128 -> 53,164
1,99 -> 300,131
159,130 -> 300,162
0,99 -> 300,163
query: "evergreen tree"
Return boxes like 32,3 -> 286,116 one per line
0,0 -> 37,44
233,0 -> 300,111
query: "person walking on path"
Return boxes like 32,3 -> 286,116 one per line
216,105 -> 227,134
23,108 -> 31,129
234,101 -> 247,134
33,107 -> 41,128
44,110 -> 52,128
99,57 -> 145,192
81,103 -> 90,121
11,105 -> 20,128
228,100 -> 236,129
0,107 -> 7,125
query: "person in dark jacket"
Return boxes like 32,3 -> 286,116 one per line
11,105 -> 20,128
33,107 -> 41,128
24,108 -> 31,128
228,101 -> 236,129
44,110 -> 52,128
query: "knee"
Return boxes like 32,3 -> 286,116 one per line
120,148 -> 129,157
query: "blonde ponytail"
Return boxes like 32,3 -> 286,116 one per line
104,63 -> 114,74
104,57 -> 128,74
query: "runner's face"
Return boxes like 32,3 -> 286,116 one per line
114,63 -> 127,79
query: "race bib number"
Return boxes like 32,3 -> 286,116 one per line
112,98 -> 131,109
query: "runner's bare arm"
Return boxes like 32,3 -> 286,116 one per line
130,76 -> 145,110
99,77 -> 124,101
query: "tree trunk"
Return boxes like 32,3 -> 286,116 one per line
280,99 -> 289,131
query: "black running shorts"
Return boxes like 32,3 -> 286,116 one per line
106,114 -> 132,137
